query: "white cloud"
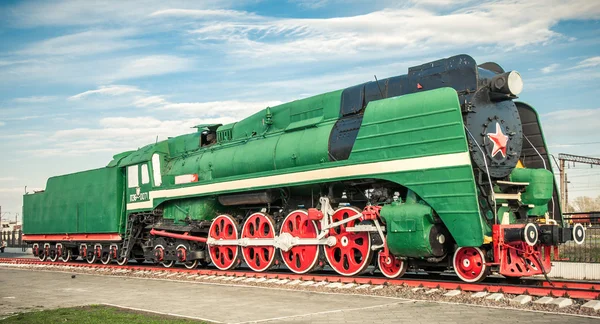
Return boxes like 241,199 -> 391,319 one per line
0,121 -> 5,126
133,96 -> 168,107
574,56 -> 600,69
288,0 -> 330,9
70,84 -> 281,118
109,55 -> 193,81
26,84 -> 283,156
541,63 -> 560,74
69,85 -> 143,100
0,177 -> 18,181
12,96 -> 57,104
6,0 -> 237,27
16,29 -> 148,57
180,0 -> 600,64
543,108 -> 600,136
46,116 -> 236,156
149,9 -> 254,19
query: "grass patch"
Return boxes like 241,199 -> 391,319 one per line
2,305 -> 207,323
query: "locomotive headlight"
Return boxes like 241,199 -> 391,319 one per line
507,71 -> 523,95
490,71 -> 523,96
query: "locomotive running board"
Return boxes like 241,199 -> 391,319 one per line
23,233 -> 123,242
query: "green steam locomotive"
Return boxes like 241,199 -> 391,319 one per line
23,54 -> 585,282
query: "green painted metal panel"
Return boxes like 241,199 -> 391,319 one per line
381,203 -> 439,257
162,197 -> 225,223
231,136 -> 280,175
23,167 -> 125,235
350,87 -> 468,162
510,168 -> 552,216
274,124 -> 332,169
351,88 -> 484,246
229,90 -> 342,141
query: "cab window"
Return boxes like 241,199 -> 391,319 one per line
141,164 -> 150,184
152,154 -> 162,187
127,165 -> 139,188
201,131 -> 217,147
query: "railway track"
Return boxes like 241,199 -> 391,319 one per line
2,257 -> 599,300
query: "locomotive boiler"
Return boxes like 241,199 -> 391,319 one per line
23,54 -> 585,282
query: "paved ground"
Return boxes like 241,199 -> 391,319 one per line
0,268 -> 597,324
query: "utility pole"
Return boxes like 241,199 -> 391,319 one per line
560,159 -> 565,211
558,153 -> 600,211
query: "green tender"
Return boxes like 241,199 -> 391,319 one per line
23,167 -> 125,235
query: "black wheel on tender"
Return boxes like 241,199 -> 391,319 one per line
59,249 -> 72,263
100,252 -> 111,265
38,250 -> 47,261
48,248 -> 59,262
86,252 -> 97,264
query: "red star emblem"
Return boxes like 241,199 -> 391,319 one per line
487,122 -> 508,158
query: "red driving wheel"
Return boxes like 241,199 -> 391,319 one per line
324,207 -> 372,276
208,214 -> 240,270
241,213 -> 276,272
280,210 -> 320,274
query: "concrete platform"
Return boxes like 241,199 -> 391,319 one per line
0,248 -> 34,259
0,268 -> 597,324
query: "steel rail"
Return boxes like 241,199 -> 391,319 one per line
1,257 -> 598,300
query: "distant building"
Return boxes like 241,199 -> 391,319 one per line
1,221 -> 21,232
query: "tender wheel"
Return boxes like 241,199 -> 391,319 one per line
377,251 -> 407,279
208,214 -> 240,270
48,247 -> 59,262
60,249 -> 72,263
116,257 -> 128,266
324,207 -> 373,276
279,210 -> 320,274
86,251 -> 97,264
241,213 -> 277,272
453,246 -> 488,283
38,250 -> 47,261
184,260 -> 199,269
100,252 -> 111,265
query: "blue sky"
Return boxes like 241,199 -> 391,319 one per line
0,0 -> 599,218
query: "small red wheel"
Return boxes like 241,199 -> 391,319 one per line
154,245 -> 165,262
377,251 -> 407,278
208,214 -> 240,270
280,210 -> 320,274
176,245 -> 187,262
453,247 -> 488,282
241,213 -> 276,272
324,207 -> 373,276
